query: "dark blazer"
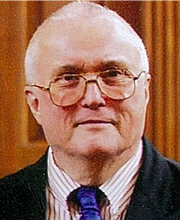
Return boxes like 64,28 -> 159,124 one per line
1,137 -> 180,220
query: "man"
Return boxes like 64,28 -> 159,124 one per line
0,2 -> 180,220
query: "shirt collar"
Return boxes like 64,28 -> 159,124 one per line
47,147 -> 80,210
100,140 -> 143,213
47,141 -> 143,212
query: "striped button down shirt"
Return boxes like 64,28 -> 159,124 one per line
46,141 -> 143,220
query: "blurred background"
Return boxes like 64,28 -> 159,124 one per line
0,1 -> 180,178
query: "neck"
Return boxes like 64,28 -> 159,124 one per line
52,145 -> 139,186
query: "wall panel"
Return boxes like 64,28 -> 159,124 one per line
0,2 -> 27,176
175,2 -> 180,161
142,1 -> 180,160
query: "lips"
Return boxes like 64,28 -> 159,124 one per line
74,119 -> 115,127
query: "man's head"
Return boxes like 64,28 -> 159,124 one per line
24,2 -> 150,179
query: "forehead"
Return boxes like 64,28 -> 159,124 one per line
34,15 -> 142,82
40,14 -> 139,47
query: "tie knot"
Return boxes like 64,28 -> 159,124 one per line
77,186 -> 102,220
77,186 -> 99,210
67,186 -> 107,220
67,186 -> 107,206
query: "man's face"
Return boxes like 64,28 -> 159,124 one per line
28,16 -> 150,161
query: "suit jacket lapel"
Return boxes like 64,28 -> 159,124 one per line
22,149 -> 48,220
125,137 -> 174,220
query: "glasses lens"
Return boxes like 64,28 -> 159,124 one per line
49,75 -> 85,106
49,70 -> 135,107
98,70 -> 135,100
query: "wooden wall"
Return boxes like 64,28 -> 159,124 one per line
0,1 -> 180,178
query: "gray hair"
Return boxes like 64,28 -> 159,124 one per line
24,1 -> 149,84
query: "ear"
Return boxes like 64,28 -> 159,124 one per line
144,73 -> 151,104
24,86 -> 42,125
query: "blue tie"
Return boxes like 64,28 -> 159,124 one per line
77,186 -> 102,220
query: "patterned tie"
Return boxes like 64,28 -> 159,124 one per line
77,186 -> 102,220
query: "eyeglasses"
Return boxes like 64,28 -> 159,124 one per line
29,69 -> 145,107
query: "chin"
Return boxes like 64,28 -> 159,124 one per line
67,129 -> 130,158
71,140 -> 122,160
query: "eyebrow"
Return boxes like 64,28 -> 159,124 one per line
94,61 -> 128,71
52,61 -> 127,78
52,64 -> 84,78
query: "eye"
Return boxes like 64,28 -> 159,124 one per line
109,70 -> 120,77
103,69 -> 133,78
100,69 -> 125,81
100,69 -> 133,86
63,74 -> 77,81
53,73 -> 80,88
101,70 -> 119,78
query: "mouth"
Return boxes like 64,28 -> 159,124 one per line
74,120 -> 115,127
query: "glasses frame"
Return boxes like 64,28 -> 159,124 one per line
29,69 -> 145,107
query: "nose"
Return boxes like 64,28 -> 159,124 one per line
80,82 -> 106,109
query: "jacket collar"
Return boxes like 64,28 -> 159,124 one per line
24,149 -> 48,219
125,137 -> 174,220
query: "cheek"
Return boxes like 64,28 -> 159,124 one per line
112,91 -> 148,136
40,102 -> 77,146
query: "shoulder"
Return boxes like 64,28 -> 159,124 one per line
164,159 -> 180,219
0,149 -> 48,190
143,136 -> 180,175
141,137 -> 180,217
165,157 -> 180,188
142,136 -> 180,182
0,150 -> 48,220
